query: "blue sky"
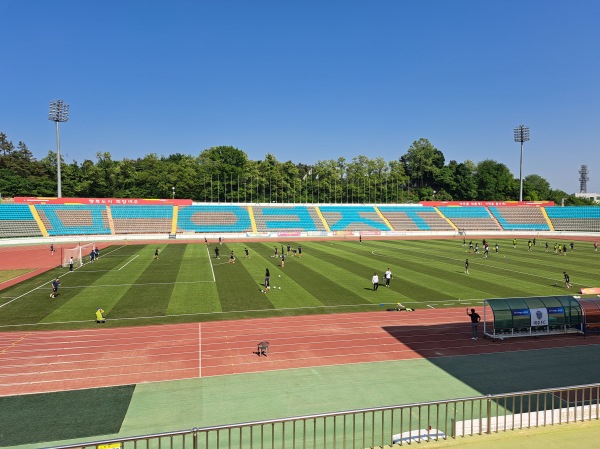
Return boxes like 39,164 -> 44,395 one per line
1,1 -> 599,194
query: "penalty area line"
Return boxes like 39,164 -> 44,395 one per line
118,254 -> 139,270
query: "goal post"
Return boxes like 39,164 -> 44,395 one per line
62,242 -> 95,268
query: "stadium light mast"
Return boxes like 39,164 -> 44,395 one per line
48,100 -> 69,198
513,125 -> 530,202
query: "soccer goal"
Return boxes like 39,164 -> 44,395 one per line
62,242 -> 95,268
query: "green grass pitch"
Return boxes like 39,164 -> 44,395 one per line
0,238 -> 598,331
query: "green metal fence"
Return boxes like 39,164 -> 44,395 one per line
45,383 -> 600,449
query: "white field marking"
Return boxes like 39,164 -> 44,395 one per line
118,254 -> 139,270
60,280 -> 215,289
0,245 -> 127,310
371,251 -> 390,257
427,304 -> 435,309
72,270 -> 113,273
0,303 -> 388,328
207,246 -> 216,282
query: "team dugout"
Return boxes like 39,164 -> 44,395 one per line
483,296 -> 584,340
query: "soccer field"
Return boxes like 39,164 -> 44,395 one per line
0,238 -> 598,330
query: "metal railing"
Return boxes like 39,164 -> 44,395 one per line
45,383 -> 600,449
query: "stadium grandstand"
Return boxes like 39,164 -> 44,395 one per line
0,198 -> 599,238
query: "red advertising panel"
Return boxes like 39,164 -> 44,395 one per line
13,197 -> 193,206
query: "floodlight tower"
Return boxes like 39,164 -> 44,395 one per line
513,125 -> 530,202
579,165 -> 589,193
48,100 -> 70,198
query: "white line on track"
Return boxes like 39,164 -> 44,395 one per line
118,254 -> 139,270
427,305 -> 435,309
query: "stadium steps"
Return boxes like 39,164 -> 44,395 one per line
541,207 -> 555,231
434,207 -> 458,231
374,206 -> 394,230
314,206 -> 331,232
28,204 -> 48,237
105,205 -> 116,235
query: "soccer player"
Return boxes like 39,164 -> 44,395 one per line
90,249 -> 95,263
384,268 -> 392,287
298,245 -> 302,258
264,268 -> 270,293
214,247 -> 219,259
228,251 -> 235,264
513,239 -> 517,249
595,241 -> 598,252
563,244 -> 567,255
273,246 -> 278,258
545,242 -> 549,252
494,243 -> 499,253
464,259 -> 469,274
94,247 -> 99,259
468,241 -> 474,253
50,277 -> 60,298
281,253 -> 285,268
527,240 -> 532,252
563,271 -> 572,289
570,242 -> 575,251
372,273 -> 379,291
154,248 -> 160,259
467,308 -> 481,340
244,247 -> 249,258
69,256 -> 74,272
287,244 -> 291,256
474,243 -> 479,254
483,244 -> 489,258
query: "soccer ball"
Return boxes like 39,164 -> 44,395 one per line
278,287 -> 281,289
278,275 -> 281,277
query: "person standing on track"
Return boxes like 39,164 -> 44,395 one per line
467,308 -> 481,340
50,244 -> 55,255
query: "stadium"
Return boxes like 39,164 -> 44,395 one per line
1,198 -> 600,448
3,2 -> 600,448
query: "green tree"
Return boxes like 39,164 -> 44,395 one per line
475,160 -> 517,200
400,138 -> 445,189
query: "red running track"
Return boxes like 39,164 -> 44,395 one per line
1,309 -> 598,396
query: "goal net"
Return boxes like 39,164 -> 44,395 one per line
62,242 -> 95,268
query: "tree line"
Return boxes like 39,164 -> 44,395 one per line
0,131 -> 594,205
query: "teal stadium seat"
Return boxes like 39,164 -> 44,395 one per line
544,206 -> 600,232
319,206 -> 389,231
177,206 -> 252,233
0,204 -> 42,237
35,204 -> 111,236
